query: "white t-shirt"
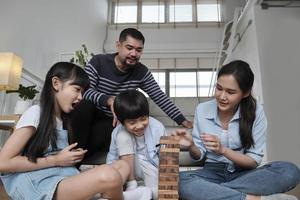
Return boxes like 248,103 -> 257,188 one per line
16,105 -> 40,130
16,105 -> 63,130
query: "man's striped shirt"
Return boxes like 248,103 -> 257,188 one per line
83,53 -> 186,125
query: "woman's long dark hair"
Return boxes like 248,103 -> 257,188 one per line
218,60 -> 256,149
23,62 -> 89,162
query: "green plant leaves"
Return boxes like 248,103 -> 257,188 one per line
70,44 -> 94,68
6,84 -> 39,100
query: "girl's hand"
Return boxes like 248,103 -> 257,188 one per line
54,143 -> 87,166
170,129 -> 194,149
200,133 -> 226,154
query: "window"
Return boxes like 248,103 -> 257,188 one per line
149,69 -> 216,97
169,0 -> 193,22
197,2 -> 221,22
152,71 -> 166,92
170,72 -> 196,97
110,0 -> 221,25
114,1 -> 137,23
142,2 -> 165,23
197,71 -> 216,96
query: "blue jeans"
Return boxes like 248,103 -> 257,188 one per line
179,161 -> 300,200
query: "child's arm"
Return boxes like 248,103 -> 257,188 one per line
115,130 -> 136,184
0,126 -> 86,173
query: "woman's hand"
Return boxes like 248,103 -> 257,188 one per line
54,143 -> 87,166
170,129 -> 194,149
200,133 -> 226,155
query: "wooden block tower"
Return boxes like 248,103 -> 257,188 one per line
158,136 -> 180,200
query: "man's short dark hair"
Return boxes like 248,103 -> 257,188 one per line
119,28 -> 145,44
113,90 -> 149,124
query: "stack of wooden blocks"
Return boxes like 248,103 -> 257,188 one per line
158,136 -> 180,200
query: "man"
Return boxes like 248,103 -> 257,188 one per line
71,28 -> 193,160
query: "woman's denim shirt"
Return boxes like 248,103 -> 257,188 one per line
192,99 -> 267,171
106,117 -> 166,168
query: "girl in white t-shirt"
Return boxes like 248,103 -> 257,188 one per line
0,62 -> 150,200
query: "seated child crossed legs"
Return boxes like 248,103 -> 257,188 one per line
106,90 -> 167,199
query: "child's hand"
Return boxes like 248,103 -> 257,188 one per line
200,133 -> 225,154
170,129 -> 194,149
54,143 -> 87,166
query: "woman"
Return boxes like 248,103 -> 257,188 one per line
173,60 -> 300,200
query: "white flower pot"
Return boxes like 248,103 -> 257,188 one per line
14,100 -> 32,114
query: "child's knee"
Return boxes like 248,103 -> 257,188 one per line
95,165 -> 123,186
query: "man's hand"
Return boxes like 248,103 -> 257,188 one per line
107,96 -> 118,127
181,119 -> 193,129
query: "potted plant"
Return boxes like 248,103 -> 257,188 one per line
70,44 -> 94,68
6,84 -> 39,114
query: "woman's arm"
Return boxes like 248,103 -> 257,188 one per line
0,126 -> 87,173
222,147 -> 257,168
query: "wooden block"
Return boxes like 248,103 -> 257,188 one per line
159,181 -> 178,186
159,199 -> 178,200
159,136 -> 180,200
159,175 -> 178,182
158,190 -> 179,195
159,167 -> 179,174
160,148 -> 180,153
160,136 -> 179,145
158,190 -> 179,199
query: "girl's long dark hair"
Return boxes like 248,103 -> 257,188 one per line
218,60 -> 256,149
23,62 -> 89,162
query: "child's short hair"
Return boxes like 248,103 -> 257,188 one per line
113,90 -> 149,124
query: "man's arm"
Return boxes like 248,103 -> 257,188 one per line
83,62 -> 111,107
141,70 -> 192,128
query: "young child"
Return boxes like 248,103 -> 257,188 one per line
0,62 -> 150,200
172,60 -> 300,200
106,90 -> 167,199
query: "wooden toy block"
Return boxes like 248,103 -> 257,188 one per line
158,136 -> 180,200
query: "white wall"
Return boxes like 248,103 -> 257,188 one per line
0,0 -> 108,110
0,0 -> 108,145
228,3 -> 263,102
254,6 -> 300,166
103,0 -> 246,66
230,3 -> 300,166
0,0 -> 108,78
104,26 -> 222,54
221,3 -> 300,167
